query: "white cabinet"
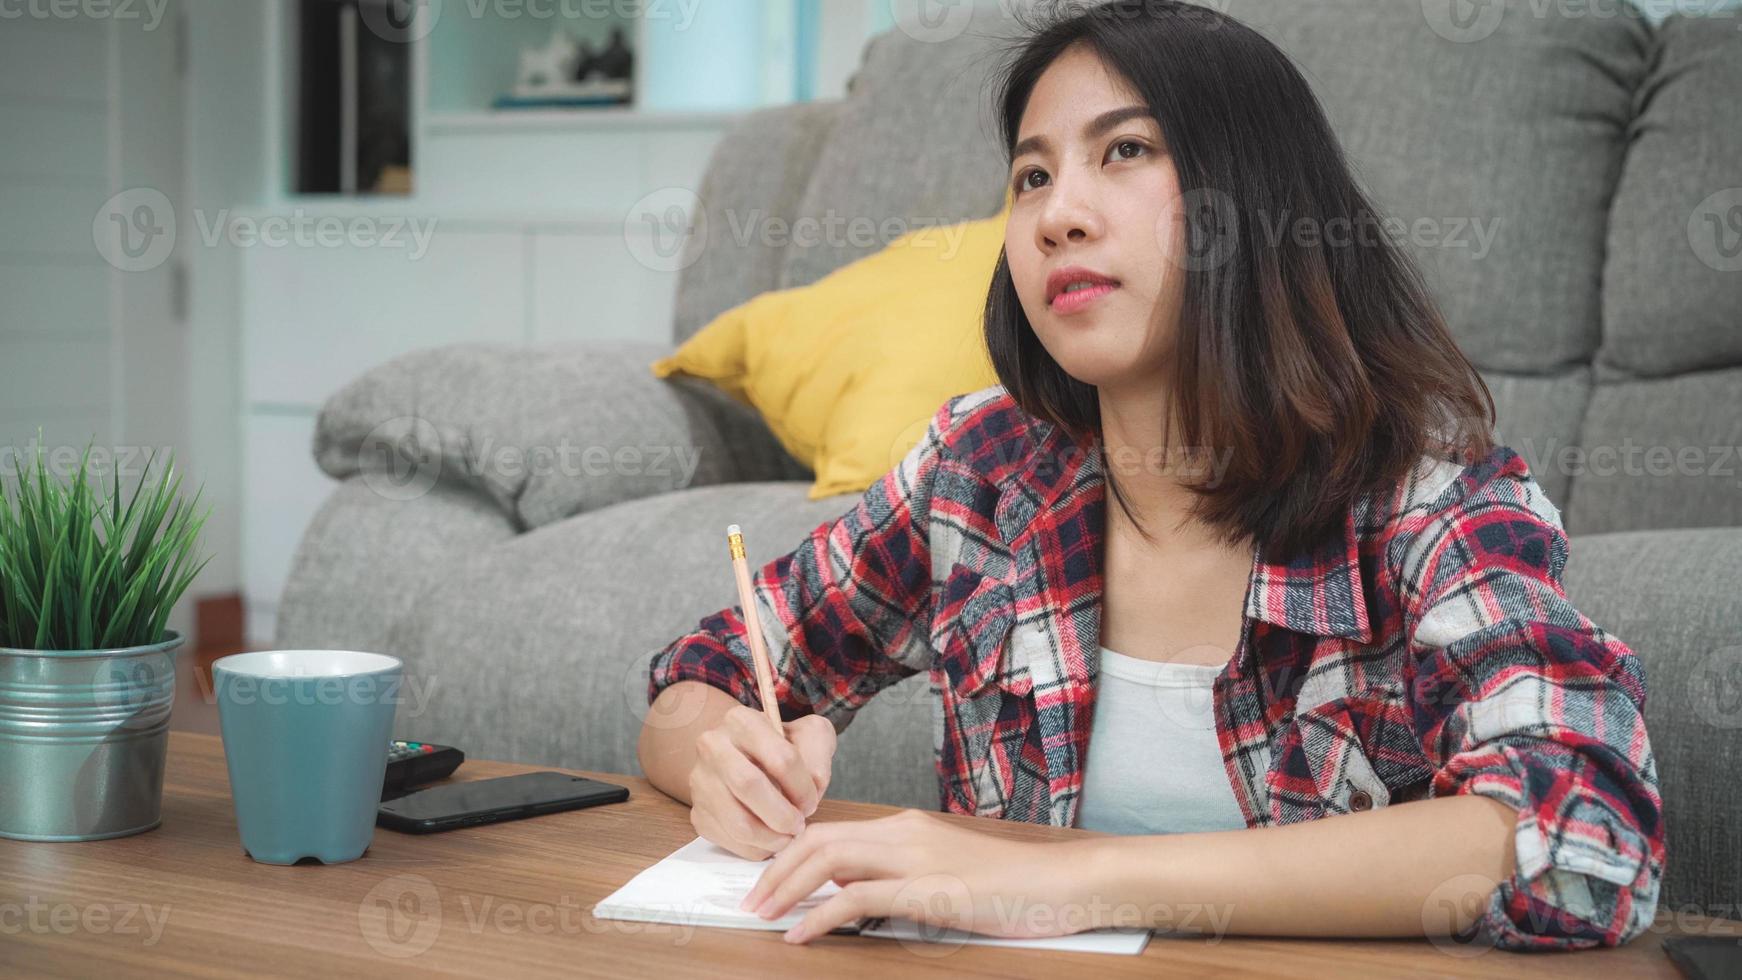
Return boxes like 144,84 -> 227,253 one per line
242,225 -> 528,407
240,412 -> 325,643
237,110 -> 726,643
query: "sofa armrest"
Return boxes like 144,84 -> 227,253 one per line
1562,527 -> 1742,913
313,342 -> 808,531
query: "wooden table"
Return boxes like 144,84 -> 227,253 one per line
0,732 -> 1731,978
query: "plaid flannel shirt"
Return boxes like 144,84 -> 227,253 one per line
647,386 -> 1664,950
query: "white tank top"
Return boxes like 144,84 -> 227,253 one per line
1075,646 -> 1249,836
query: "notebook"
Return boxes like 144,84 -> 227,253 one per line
592,836 -> 1152,955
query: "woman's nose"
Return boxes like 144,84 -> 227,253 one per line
1036,189 -> 1103,250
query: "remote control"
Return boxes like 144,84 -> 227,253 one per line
382,740 -> 465,800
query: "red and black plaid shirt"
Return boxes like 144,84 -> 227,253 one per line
648,387 -> 1663,951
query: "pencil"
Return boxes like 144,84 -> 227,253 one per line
726,524 -> 784,736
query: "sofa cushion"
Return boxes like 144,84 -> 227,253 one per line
1483,367 -> 1592,511
1561,527 -> 1742,911
1566,368 -> 1742,535
777,4 -> 1017,291
671,101 -> 842,345
1214,0 -> 1649,374
312,343 -> 809,532
1600,14 -> 1742,379
276,479 -> 519,653
383,481 -> 938,810
778,0 -> 1648,375
653,208 -> 1005,500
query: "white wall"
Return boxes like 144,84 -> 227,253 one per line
0,0 -> 901,645
0,8 -> 191,640
180,0 -> 271,616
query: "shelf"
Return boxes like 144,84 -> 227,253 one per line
422,107 -> 746,135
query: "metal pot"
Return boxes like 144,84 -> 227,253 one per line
0,631 -> 184,841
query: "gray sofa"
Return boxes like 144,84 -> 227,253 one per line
280,2 -> 1742,914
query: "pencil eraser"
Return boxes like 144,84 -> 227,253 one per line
726,523 -> 741,536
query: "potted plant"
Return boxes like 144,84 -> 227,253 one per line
0,441 -> 208,841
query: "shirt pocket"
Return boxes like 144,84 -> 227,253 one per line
930,563 -> 1023,701
1289,695 -> 1400,816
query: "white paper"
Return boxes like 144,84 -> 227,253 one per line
593,836 -> 854,933
594,837 -> 1152,955
859,916 -> 1151,955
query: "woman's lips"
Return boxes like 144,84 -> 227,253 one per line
1048,282 -> 1120,315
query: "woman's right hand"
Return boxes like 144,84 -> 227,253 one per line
688,706 -> 837,860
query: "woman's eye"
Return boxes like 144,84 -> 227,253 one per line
1109,140 -> 1145,162
1013,169 -> 1048,193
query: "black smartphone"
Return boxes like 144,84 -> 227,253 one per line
377,771 -> 628,834
1664,935 -> 1742,980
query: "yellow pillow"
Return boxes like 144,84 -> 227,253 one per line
651,205 -> 1009,499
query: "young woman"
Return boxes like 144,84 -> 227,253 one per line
637,1 -> 1662,951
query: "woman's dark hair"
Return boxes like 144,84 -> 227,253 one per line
983,0 -> 1495,560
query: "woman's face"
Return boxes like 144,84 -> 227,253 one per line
1005,44 -> 1186,391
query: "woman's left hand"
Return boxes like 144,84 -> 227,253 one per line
738,808 -> 1103,944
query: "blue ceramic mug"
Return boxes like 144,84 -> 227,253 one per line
213,650 -> 403,865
